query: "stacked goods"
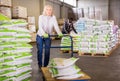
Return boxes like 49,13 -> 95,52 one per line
60,35 -> 80,52
0,0 -> 12,6
88,7 -> 95,19
28,16 -> 35,24
75,18 -> 118,54
84,8 -> 89,18
111,25 -> 118,47
95,8 -> 102,20
117,28 -> 120,44
72,35 -> 80,51
0,7 -> 11,18
0,14 -> 32,81
12,6 -> 27,18
27,16 -> 36,33
48,57 -> 84,79
60,18 -> 119,55
0,0 -> 12,18
27,16 -> 36,42
75,18 -> 86,32
60,36 -> 71,51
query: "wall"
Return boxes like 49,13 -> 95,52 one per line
77,0 -> 109,20
12,0 -> 40,26
12,0 -> 74,26
109,0 -> 120,25
45,0 -> 70,19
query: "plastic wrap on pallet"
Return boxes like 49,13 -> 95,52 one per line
79,42 -> 89,48
79,47 -> 89,53
97,47 -> 111,54
75,18 -> 86,32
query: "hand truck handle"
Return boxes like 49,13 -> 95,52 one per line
49,34 -> 70,37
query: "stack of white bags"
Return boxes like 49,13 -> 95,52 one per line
61,18 -> 119,55
117,28 -> 120,44
48,57 -> 84,79
74,18 -> 118,54
60,36 -> 71,51
0,14 -> 32,81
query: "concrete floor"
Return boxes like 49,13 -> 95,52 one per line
31,39 -> 120,81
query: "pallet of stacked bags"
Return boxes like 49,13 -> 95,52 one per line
60,36 -> 71,53
0,14 -> 32,81
48,57 -> 85,79
41,57 -> 91,81
72,35 -> 81,52
75,18 -> 119,57
117,28 -> 120,44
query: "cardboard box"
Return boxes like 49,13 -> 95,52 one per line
28,25 -> 36,33
0,0 -> 12,6
95,7 -> 102,20
84,8 -> 89,18
0,7 -> 11,18
12,6 -> 27,18
28,16 -> 35,24
89,7 -> 95,19
30,33 -> 36,42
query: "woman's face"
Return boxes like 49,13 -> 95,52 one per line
45,7 -> 53,16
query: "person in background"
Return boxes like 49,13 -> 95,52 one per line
36,5 -> 63,68
62,18 -> 77,34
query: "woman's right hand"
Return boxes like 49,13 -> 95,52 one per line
43,33 -> 49,38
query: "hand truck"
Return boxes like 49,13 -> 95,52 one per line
44,34 -> 74,57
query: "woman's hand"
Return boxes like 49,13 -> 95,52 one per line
43,33 -> 49,38
58,33 -> 63,37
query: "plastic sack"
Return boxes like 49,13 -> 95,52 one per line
48,57 -> 79,69
49,64 -> 81,77
56,71 -> 84,79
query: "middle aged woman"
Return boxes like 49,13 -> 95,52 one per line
36,5 -> 63,68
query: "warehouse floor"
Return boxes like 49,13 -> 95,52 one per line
31,39 -> 120,81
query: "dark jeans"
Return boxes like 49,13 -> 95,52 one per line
36,35 -> 51,67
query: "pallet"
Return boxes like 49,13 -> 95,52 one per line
73,50 -> 79,53
79,52 -> 109,57
0,5 -> 12,8
79,43 -> 119,57
41,67 -> 91,81
12,17 -> 27,20
60,50 -> 79,53
109,43 -> 119,55
60,50 -> 71,53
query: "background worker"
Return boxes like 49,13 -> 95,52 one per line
62,18 -> 77,34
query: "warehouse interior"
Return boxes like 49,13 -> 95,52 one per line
0,0 -> 120,81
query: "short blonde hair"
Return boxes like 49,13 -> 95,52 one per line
42,5 -> 53,16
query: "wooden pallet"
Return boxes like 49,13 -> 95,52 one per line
41,67 -> 91,81
79,52 -> 109,57
60,50 -> 71,53
79,43 -> 119,57
60,50 -> 79,53
73,50 -> 79,53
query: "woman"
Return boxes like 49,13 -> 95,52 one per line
36,5 -> 63,68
